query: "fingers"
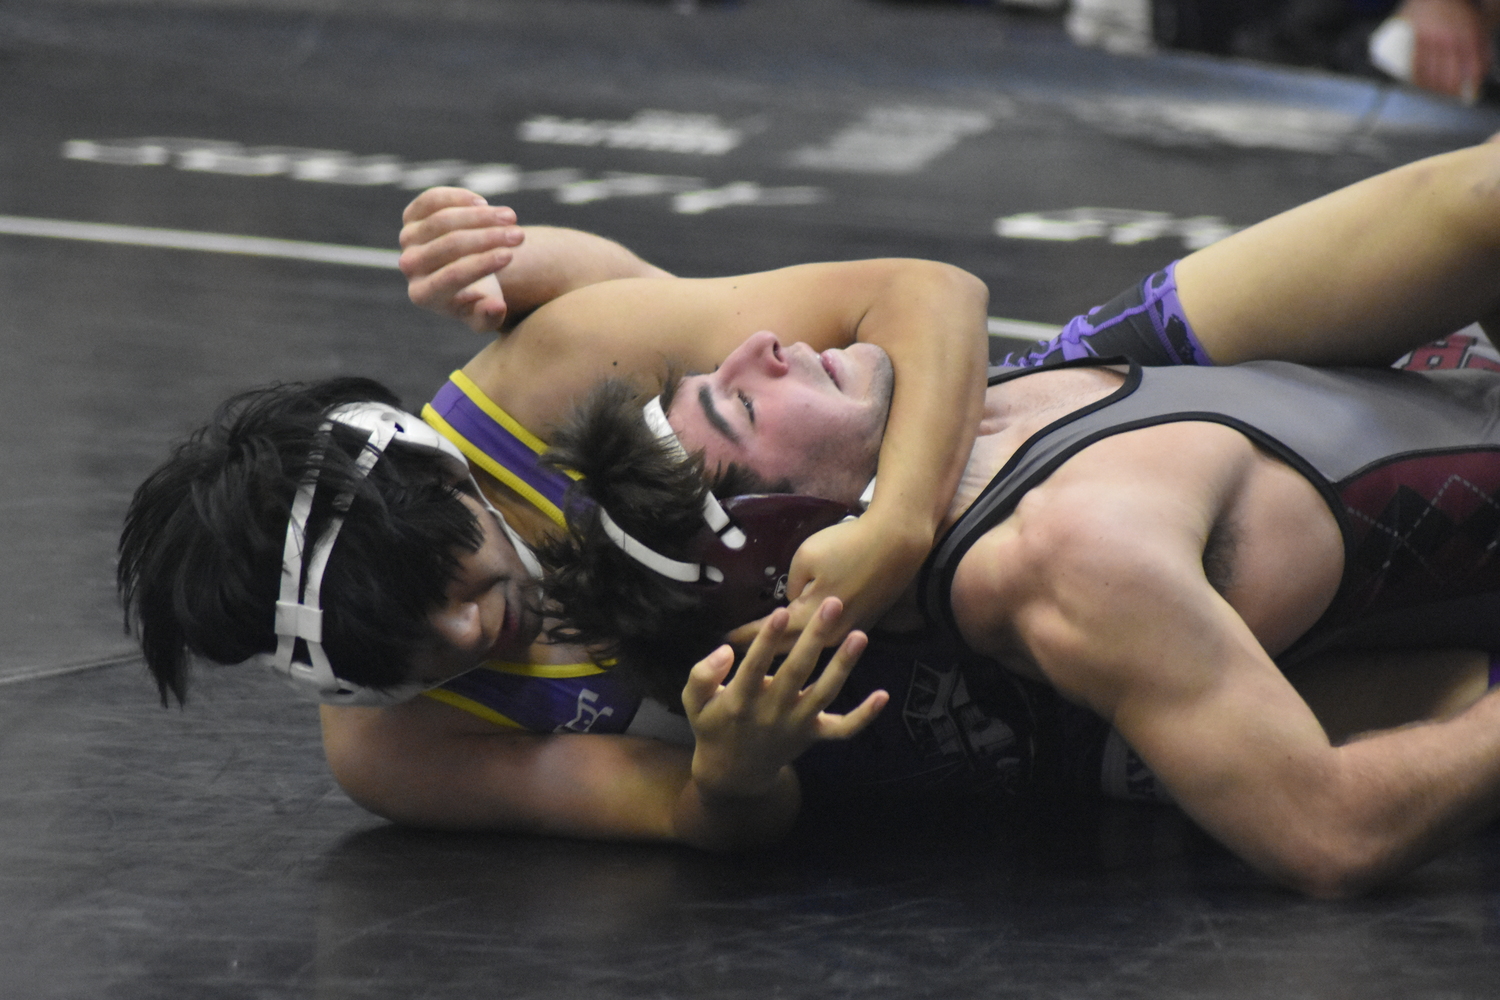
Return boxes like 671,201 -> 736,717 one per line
788,626 -> 868,724
814,689 -> 890,741
1414,32 -> 1468,97
401,186 -> 487,225
399,213 -> 523,284
725,607 -> 790,699
781,588 -> 851,647
765,597 -> 845,700
398,201 -> 524,326
723,614 -> 770,648
400,203 -> 520,253
406,246 -> 514,311
682,644 -> 735,717
1407,2 -> 1488,100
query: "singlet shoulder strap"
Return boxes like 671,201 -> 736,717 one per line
422,370 -> 580,529
917,359 -> 1143,646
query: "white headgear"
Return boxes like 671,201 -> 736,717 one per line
253,402 -> 539,707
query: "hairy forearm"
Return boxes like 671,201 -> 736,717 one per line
1255,688 -> 1500,897
499,225 -> 673,328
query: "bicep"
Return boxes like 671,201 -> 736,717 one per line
319,698 -> 695,841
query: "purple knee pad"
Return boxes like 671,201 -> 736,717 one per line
1001,261 -> 1214,369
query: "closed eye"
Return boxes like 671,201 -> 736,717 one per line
737,391 -> 755,423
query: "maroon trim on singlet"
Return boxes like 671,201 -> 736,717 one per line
1332,449 -> 1500,625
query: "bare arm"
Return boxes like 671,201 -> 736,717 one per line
320,599 -> 883,850
399,187 -> 672,334
981,449 -> 1500,897
479,259 -> 990,641
1177,143 -> 1500,366
767,260 -> 991,639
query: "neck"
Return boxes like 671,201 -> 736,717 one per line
940,366 -> 1126,534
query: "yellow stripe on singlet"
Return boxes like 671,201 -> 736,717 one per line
421,405 -> 568,530
421,370 -> 584,530
449,370 -> 553,452
423,660 -> 616,728
479,659 -> 609,679
422,688 -> 525,729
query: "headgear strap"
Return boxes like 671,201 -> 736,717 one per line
597,396 -> 747,580
258,402 -> 538,707
597,396 -> 874,590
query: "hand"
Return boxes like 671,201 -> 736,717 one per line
399,187 -> 526,334
1398,0 -> 1492,102
724,513 -> 929,650
684,598 -> 888,800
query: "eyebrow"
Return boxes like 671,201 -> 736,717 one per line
697,384 -> 740,445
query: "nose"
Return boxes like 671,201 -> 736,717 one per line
719,330 -> 788,382
432,600 -> 484,654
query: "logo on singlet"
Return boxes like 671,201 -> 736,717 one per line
557,688 -> 616,733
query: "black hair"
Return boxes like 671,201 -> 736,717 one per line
118,377 -> 482,706
538,377 -> 790,707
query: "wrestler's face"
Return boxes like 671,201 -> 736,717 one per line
416,493 -> 542,684
667,330 -> 893,504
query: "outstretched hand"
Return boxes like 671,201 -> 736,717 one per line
685,597 -> 888,800
724,512 -> 930,651
399,187 -> 526,334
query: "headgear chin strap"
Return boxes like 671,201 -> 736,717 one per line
598,396 -> 870,629
253,401 -> 539,707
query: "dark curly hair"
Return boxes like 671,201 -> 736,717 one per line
118,377 -> 483,706
538,377 -> 790,707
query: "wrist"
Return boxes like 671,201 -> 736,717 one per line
860,501 -> 937,558
677,766 -> 800,850
691,759 -> 793,803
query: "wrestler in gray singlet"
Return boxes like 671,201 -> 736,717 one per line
920,359 -> 1500,663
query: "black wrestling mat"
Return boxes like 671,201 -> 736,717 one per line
5,662 -> 1500,998
3,0 -> 1499,996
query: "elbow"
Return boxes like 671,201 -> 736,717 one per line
930,261 -> 991,316
1278,854 -> 1379,901
323,739 -> 404,825
1262,827 -> 1399,900
320,714 -> 434,829
891,259 -> 990,317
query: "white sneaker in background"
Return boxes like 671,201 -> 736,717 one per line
1066,0 -> 1155,56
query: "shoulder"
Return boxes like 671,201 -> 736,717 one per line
952,437 -> 1241,694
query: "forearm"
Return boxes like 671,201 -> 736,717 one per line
1293,687 -> 1500,896
497,225 -> 673,328
322,701 -> 790,847
858,262 -> 990,544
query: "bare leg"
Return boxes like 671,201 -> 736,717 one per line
1177,144 -> 1500,366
